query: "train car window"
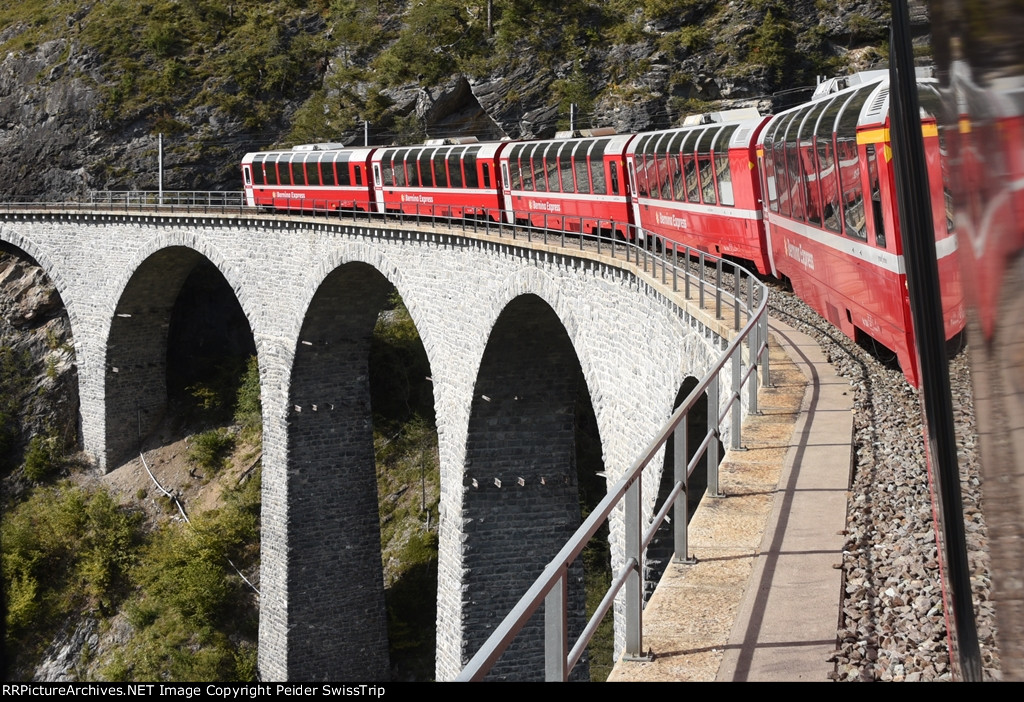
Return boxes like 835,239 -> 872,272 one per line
815,98 -> 843,232
252,155 -> 266,186
448,148 -> 463,189
533,144 -> 548,192
545,143 -> 562,193
866,144 -> 885,247
323,154 -> 337,187
784,113 -> 805,220
697,128 -> 718,205
390,150 -> 406,187
654,133 -> 673,200
522,145 -> 534,191
418,149 -> 434,188
574,140 -> 590,194
836,95 -> 867,241
713,125 -> 738,206
354,164 -> 364,187
403,149 -> 417,187
464,152 -> 478,188
433,148 -> 449,188
280,155 -> 294,186
799,103 -> 828,225
684,149 -> 699,203
609,157 -> 619,195
633,135 -> 651,198
667,131 -> 687,201
309,154 -> 321,186
560,142 -> 575,194
295,155 -> 308,186
380,154 -> 394,187
482,161 -> 491,189
592,141 -> 608,194
772,118 -> 790,216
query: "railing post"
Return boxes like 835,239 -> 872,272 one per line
760,306 -> 771,387
732,348 -> 743,451
749,315 -> 760,415
734,269 -> 742,331
707,373 -> 721,498
545,570 -> 568,681
674,415 -> 694,564
715,257 -> 723,319
625,474 -> 643,659
672,246 -> 678,292
698,252 -> 705,309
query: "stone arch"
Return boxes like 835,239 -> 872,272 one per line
0,228 -> 84,377
276,260 -> 408,680
104,243 -> 254,467
0,237 -> 81,468
458,292 -> 594,681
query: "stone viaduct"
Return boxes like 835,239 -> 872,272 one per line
0,209 -> 743,680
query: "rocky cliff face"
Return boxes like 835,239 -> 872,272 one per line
0,1 -> 924,202
0,250 -> 78,486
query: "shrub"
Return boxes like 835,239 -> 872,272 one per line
188,429 -> 236,474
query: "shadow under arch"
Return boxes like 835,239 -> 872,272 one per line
647,376 -> 723,596
460,293 -> 603,681
105,246 -> 255,466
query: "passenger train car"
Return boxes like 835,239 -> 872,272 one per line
624,111 -> 772,273
241,71 -> 961,387
757,72 -> 963,386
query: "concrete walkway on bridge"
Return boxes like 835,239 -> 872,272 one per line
608,318 -> 853,682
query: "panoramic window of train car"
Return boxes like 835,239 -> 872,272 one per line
634,135 -> 652,198
817,97 -> 843,233
772,115 -> 793,216
464,151 -> 478,188
559,142 -> 575,194
592,141 -> 608,194
643,134 -> 659,200
391,150 -> 406,187
521,145 -> 534,191
433,148 -> 449,188
322,153 -> 338,187
544,143 -> 561,193
783,111 -> 805,221
532,145 -> 548,192
574,140 -> 591,194
799,102 -> 829,225
404,149 -> 419,187
836,92 -> 867,241
277,155 -> 290,186
657,133 -> 675,200
448,148 -> 463,189
252,155 -> 266,186
649,133 -> 667,200
416,149 -> 432,188
669,131 -> 687,201
698,127 -> 719,205
684,130 -> 701,203
714,125 -> 738,206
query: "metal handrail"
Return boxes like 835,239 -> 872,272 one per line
0,193 -> 768,681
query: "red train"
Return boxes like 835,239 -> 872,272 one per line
241,71 -> 964,386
